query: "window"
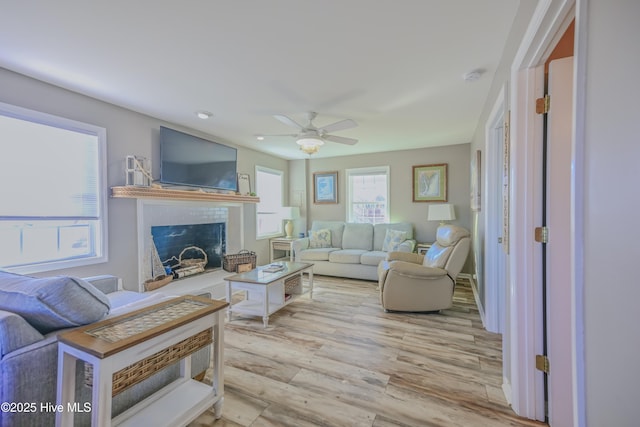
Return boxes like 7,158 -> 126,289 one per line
346,166 -> 390,224
255,166 -> 283,239
0,102 -> 107,273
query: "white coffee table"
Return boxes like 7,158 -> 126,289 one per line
224,261 -> 313,327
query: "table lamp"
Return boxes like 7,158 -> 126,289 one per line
281,206 -> 300,238
428,204 -> 456,225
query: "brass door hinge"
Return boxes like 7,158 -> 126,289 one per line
535,226 -> 549,243
536,95 -> 550,114
536,354 -> 550,374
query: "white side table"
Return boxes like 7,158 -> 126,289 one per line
56,296 -> 228,427
270,237 -> 296,262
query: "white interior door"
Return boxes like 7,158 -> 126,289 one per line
484,97 -> 507,334
546,55 -> 574,427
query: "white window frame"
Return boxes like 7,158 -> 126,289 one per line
0,102 -> 108,273
255,165 -> 284,239
345,166 -> 390,224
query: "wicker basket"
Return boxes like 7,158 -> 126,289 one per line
284,274 -> 301,294
179,246 -> 207,269
223,249 -> 256,272
85,328 -> 212,396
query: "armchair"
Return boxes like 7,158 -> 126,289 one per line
377,225 -> 470,312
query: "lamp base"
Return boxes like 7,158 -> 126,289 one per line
285,220 -> 294,239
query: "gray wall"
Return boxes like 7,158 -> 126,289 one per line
0,67 -> 287,287
291,144 -> 471,268
467,0 -> 538,310
580,1 -> 640,423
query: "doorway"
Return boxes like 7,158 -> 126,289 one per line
507,1 -> 580,423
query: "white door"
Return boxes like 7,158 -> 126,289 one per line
546,56 -> 574,426
484,103 -> 507,334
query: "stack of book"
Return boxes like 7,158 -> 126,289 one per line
263,263 -> 285,273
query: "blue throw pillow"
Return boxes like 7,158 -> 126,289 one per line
382,229 -> 407,252
0,271 -> 110,333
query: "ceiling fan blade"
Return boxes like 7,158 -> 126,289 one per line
319,118 -> 357,133
259,133 -> 298,138
273,114 -> 304,130
324,134 -> 358,145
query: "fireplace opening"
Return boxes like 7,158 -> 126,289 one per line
151,222 -> 226,278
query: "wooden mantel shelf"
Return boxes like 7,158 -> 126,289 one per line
111,186 -> 260,203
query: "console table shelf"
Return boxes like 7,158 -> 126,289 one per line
111,186 -> 259,203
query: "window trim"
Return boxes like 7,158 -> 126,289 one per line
255,165 -> 284,240
345,166 -> 390,224
0,101 -> 108,274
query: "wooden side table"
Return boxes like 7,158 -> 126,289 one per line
270,237 -> 296,262
56,296 -> 228,427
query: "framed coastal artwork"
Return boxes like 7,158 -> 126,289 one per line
313,171 -> 338,204
412,163 -> 447,202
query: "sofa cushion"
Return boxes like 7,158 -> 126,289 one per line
374,222 -> 414,250
0,271 -> 110,334
0,311 -> 45,356
360,251 -> 388,266
381,229 -> 407,252
329,249 -> 367,264
299,248 -> 336,261
342,223 -> 373,250
311,221 -> 345,248
309,229 -> 332,248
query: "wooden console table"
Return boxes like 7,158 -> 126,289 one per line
56,296 -> 228,427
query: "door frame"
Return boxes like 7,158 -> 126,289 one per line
484,85 -> 507,334
507,0 -> 584,422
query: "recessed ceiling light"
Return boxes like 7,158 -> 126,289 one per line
196,111 -> 213,119
256,135 -> 265,141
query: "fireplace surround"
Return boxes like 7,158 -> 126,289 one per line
136,199 -> 245,297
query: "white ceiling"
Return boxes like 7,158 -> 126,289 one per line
0,1 -> 526,159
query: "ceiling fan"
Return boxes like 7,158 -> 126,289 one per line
264,112 -> 358,154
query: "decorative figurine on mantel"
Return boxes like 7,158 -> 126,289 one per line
125,155 -> 152,186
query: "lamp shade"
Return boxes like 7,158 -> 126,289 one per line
281,206 -> 300,220
428,204 -> 456,222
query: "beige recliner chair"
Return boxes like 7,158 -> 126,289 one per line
377,225 -> 470,312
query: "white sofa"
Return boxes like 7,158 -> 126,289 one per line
292,221 -> 415,281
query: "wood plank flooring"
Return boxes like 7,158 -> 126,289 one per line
190,275 -> 546,427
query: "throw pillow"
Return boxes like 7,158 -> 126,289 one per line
309,228 -> 332,248
382,229 -> 407,252
0,271 -> 111,334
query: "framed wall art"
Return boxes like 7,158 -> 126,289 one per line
313,171 -> 338,204
412,163 -> 447,202
237,173 -> 251,195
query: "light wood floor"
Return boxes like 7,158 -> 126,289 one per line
191,275 -> 546,427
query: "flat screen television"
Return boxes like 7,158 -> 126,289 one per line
159,126 -> 238,192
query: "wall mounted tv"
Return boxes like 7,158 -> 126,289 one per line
160,126 -> 238,192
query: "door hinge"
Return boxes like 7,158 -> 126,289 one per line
536,354 -> 550,374
536,94 -> 550,114
535,226 -> 549,243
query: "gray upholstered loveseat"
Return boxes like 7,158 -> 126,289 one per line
292,221 -> 415,281
0,271 -> 209,427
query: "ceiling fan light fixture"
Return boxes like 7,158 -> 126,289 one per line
296,136 -> 324,154
299,144 -> 320,155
